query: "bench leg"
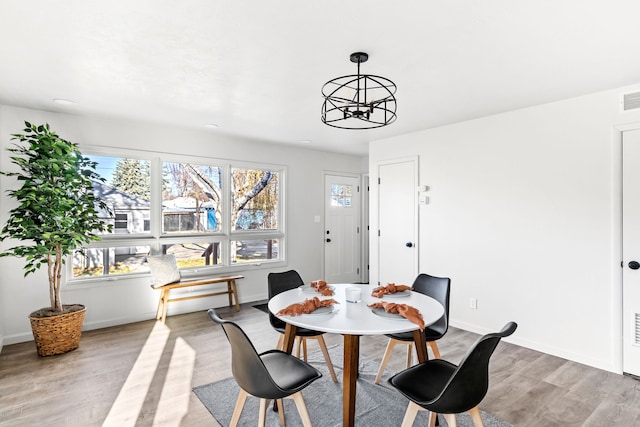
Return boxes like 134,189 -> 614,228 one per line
157,288 -> 170,324
156,289 -> 166,321
230,279 -> 240,311
227,281 -> 233,307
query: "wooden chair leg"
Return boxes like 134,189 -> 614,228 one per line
290,391 -> 313,427
444,413 -> 457,427
315,335 -> 338,382
428,340 -> 441,359
428,411 -> 438,427
468,406 -> 484,427
229,389 -> 249,427
400,401 -> 422,427
406,342 -> 413,368
294,337 -> 302,358
375,338 -> 398,384
258,398 -> 269,427
276,334 -> 284,351
276,399 -> 285,426
302,337 -> 308,361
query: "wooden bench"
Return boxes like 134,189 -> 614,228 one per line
153,275 -> 244,323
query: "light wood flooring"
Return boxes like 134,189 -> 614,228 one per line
1,302 -> 639,426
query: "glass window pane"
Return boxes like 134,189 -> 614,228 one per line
232,168 -> 279,231
162,242 -> 221,268
231,239 -> 280,263
87,155 -> 151,235
72,246 -> 151,278
331,183 -> 353,207
162,162 -> 222,233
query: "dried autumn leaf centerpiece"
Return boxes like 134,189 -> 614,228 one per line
0,122 -> 112,356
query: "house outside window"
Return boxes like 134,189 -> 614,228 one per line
69,151 -> 285,281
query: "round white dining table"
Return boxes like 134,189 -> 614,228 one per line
268,283 -> 445,427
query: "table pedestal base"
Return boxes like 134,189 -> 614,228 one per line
282,321 -> 429,426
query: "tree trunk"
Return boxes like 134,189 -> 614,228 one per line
232,171 -> 273,228
48,244 -> 63,312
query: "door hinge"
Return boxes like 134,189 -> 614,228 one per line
357,226 -> 360,233
378,230 -> 381,236
357,185 -> 360,192
357,267 -> 360,274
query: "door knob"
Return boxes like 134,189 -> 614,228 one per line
405,242 -> 413,248
326,238 -> 331,243
629,261 -> 640,270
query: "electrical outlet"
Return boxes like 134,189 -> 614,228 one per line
469,298 -> 478,310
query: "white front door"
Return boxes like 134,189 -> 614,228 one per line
623,129 -> 640,376
324,174 -> 361,283
377,157 -> 418,286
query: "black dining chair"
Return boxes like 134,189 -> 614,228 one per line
388,321 -> 518,427
374,273 -> 451,384
208,309 -> 322,427
268,270 -> 338,382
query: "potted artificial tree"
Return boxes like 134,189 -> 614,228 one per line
0,122 -> 112,356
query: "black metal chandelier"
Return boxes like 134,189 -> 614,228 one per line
321,52 -> 397,129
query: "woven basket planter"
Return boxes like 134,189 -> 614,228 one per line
29,305 -> 86,357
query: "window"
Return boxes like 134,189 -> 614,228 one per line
114,213 -> 128,232
231,239 -> 279,264
331,183 -> 352,207
156,242 -> 222,267
230,167 -> 281,264
162,162 -> 222,234
72,245 -> 152,278
89,156 -> 151,236
231,167 -> 279,231
69,152 -> 284,281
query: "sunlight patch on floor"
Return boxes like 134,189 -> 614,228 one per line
102,321 -> 171,426
152,337 -> 196,426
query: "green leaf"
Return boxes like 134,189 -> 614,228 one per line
0,122 -> 112,294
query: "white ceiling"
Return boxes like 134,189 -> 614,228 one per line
1,1 -> 640,156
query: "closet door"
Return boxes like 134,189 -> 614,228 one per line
377,157 -> 418,286
623,128 -> 640,376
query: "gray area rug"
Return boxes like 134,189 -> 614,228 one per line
193,346 -> 513,427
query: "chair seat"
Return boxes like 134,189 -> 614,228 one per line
384,325 -> 442,342
261,350 -> 323,394
389,359 -> 457,407
208,308 -> 322,427
389,321 -> 518,421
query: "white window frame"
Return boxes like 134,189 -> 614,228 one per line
67,146 -> 286,283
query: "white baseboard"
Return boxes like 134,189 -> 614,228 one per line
450,320 -> 620,375
2,293 -> 267,346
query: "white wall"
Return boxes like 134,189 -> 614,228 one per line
369,83 -> 640,373
0,105 -> 365,347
